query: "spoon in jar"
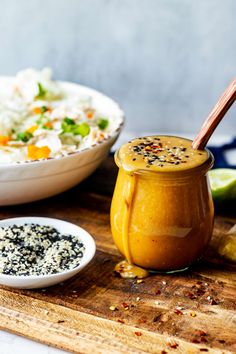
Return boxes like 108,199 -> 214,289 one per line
192,78 -> 236,150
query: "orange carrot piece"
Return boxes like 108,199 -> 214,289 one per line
27,145 -> 51,160
43,121 -> 53,129
0,135 -> 10,145
33,107 -> 42,114
86,111 -> 94,119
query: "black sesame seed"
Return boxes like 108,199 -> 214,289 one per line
0,224 -> 85,276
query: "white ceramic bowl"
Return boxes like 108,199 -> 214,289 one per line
0,217 -> 96,289
0,80 -> 124,205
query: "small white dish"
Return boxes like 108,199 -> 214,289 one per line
0,217 -> 96,289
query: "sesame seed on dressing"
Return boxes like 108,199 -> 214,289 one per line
117,136 -> 209,172
0,224 -> 85,276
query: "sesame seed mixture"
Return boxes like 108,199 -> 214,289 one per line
117,136 -> 209,172
0,224 -> 85,276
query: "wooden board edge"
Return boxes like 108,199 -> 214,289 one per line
0,290 -> 228,354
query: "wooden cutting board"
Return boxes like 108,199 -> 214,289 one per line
0,156 -> 236,354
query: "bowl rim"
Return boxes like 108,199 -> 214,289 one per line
0,77 -> 125,168
0,216 -> 96,281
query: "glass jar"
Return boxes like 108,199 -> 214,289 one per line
110,143 -> 214,272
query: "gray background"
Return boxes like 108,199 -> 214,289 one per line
0,0 -> 236,135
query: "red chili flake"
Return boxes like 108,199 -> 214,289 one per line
209,299 -> 218,305
138,319 -> 147,324
122,302 -> 129,310
196,330 -> 207,337
161,351 -> 167,354
174,309 -> 183,315
191,339 -> 201,344
218,339 -> 225,344
200,337 -> 208,343
206,296 -> 218,305
186,291 -> 197,300
155,289 -> 161,295
117,319 -> 125,324
196,289 -> 205,296
134,331 -> 142,336
200,349 -> 208,352
167,341 -> 178,349
57,320 -> 65,323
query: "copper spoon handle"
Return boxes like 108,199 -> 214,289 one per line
192,78 -> 236,150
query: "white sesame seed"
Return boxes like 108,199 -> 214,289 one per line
0,223 -> 85,276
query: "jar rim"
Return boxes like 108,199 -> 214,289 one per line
115,147 -> 214,178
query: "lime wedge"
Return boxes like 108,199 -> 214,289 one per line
209,168 -> 236,202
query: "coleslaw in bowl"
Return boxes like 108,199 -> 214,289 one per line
0,68 -> 124,205
0,68 -> 123,164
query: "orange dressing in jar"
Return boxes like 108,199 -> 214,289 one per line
110,136 -> 214,273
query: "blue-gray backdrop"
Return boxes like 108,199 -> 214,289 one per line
0,0 -> 236,135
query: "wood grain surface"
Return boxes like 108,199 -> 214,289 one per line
0,156 -> 236,354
